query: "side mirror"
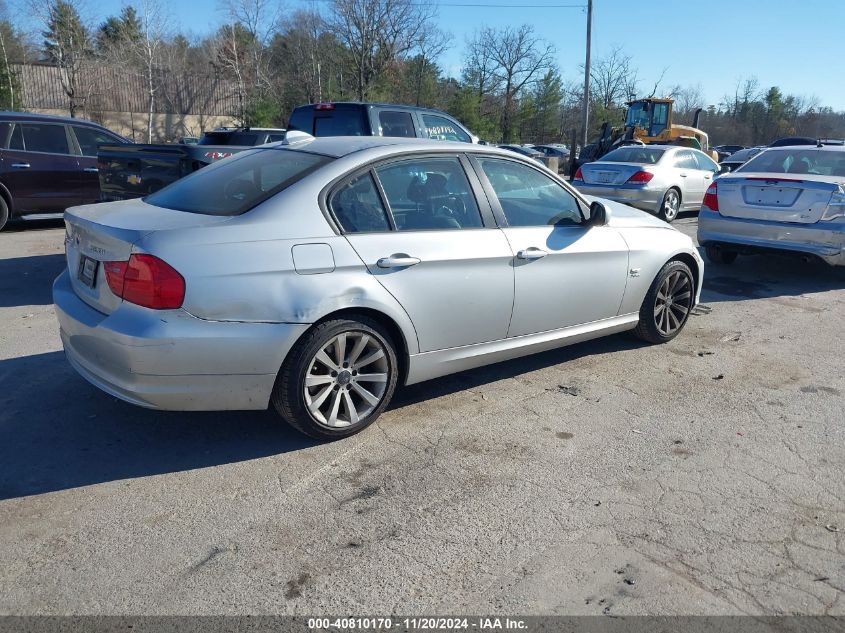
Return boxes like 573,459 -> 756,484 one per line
587,200 -> 609,226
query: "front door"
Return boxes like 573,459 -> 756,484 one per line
472,156 -> 629,338
331,156 -> 514,352
2,122 -> 79,213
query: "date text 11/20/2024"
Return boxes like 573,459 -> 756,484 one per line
308,617 -> 528,630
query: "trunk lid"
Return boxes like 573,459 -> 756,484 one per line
64,199 -> 231,314
581,162 -> 650,185
716,173 -> 844,223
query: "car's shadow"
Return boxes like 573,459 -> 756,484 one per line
699,250 -> 845,303
0,253 -> 65,307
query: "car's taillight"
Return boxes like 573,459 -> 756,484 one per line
821,185 -> 845,221
703,181 -> 719,213
626,171 -> 654,184
573,167 -> 583,181
103,254 -> 184,309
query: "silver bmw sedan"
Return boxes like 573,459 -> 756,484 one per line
572,145 -> 722,222
54,135 -> 703,440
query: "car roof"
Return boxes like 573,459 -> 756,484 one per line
0,111 -> 109,127
293,102 -> 456,115
264,136 -> 516,159
765,144 -> 845,152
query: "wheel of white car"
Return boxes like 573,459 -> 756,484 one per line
658,188 -> 681,222
272,316 -> 399,440
633,260 -> 694,344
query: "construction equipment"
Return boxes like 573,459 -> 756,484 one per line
577,98 -> 718,170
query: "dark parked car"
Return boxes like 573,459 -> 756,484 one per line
287,102 -> 477,143
0,112 -> 128,230
97,126 -> 286,201
767,136 -> 844,148
718,146 -> 765,173
498,144 -> 544,162
713,144 -> 746,162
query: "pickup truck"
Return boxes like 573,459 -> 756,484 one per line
97,126 -> 286,201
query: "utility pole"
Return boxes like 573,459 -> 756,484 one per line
581,0 -> 593,149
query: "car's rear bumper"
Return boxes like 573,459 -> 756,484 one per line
697,207 -> 845,266
53,269 -> 309,410
571,183 -> 662,213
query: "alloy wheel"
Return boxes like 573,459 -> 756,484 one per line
304,331 -> 390,428
662,190 -> 680,221
653,270 -> 692,336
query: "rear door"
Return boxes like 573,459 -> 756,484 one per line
472,156 -> 629,337
2,121 -> 79,214
331,154 -> 514,352
70,125 -> 126,206
675,150 -> 709,208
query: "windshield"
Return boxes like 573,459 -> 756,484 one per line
737,149 -> 845,176
625,102 -> 650,129
145,149 -> 333,215
601,147 -> 666,164
199,131 -> 260,146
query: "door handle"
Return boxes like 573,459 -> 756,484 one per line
83,167 -> 99,173
377,254 -> 421,268
704,174 -> 712,179
516,247 -> 548,260
679,173 -> 688,177
11,163 -> 30,169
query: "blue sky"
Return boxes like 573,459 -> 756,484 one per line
13,0 -> 845,110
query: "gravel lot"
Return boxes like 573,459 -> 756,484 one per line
0,215 -> 843,616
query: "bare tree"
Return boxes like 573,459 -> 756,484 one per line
589,45 -> 638,110
487,24 -> 554,142
327,0 -> 437,101
411,23 -> 448,106
462,27 -> 500,119
31,0 -> 92,116
280,9 -> 329,103
219,0 -> 279,96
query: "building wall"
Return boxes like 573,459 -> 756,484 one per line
28,108 -> 237,142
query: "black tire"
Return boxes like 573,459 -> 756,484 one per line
658,188 -> 681,222
271,316 -> 399,441
0,196 -> 9,232
633,260 -> 695,344
704,244 -> 738,265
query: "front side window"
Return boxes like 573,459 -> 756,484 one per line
422,114 -> 471,143
145,148 -> 332,216
378,111 -> 416,138
478,158 -> 582,227
330,172 -> 391,233
375,157 -> 482,231
73,126 -> 121,156
16,123 -> 70,154
8,124 -> 23,150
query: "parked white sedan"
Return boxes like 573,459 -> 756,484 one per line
571,145 -> 721,222
699,145 -> 845,266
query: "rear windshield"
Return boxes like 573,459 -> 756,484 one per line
144,149 -> 332,215
289,106 -> 367,137
738,149 -> 845,176
600,147 -> 666,164
199,131 -> 260,146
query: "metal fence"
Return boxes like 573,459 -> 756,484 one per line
11,63 -> 240,116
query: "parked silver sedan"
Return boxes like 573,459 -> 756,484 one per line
54,135 -> 703,440
699,145 -> 845,266
572,145 -> 721,222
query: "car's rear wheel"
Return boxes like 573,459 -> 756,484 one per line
658,188 -> 681,222
705,244 -> 738,265
272,316 -> 399,440
0,197 -> 9,232
633,260 -> 694,344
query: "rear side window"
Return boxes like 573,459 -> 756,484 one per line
145,149 -> 332,216
73,126 -> 121,156
674,151 -> 698,170
15,123 -> 71,154
378,111 -> 416,138
375,158 -> 483,230
330,173 -> 392,233
422,114 -> 471,143
694,151 -> 718,172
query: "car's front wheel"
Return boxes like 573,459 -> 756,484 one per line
272,316 -> 399,440
633,260 -> 695,344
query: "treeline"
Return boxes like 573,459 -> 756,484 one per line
0,0 -> 843,145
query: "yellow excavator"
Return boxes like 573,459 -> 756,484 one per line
579,97 -> 718,167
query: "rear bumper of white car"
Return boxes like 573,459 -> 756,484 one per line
698,208 -> 845,266
571,182 -> 662,213
53,269 -> 309,410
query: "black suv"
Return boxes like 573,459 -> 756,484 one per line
287,102 -> 476,143
0,112 -> 128,230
